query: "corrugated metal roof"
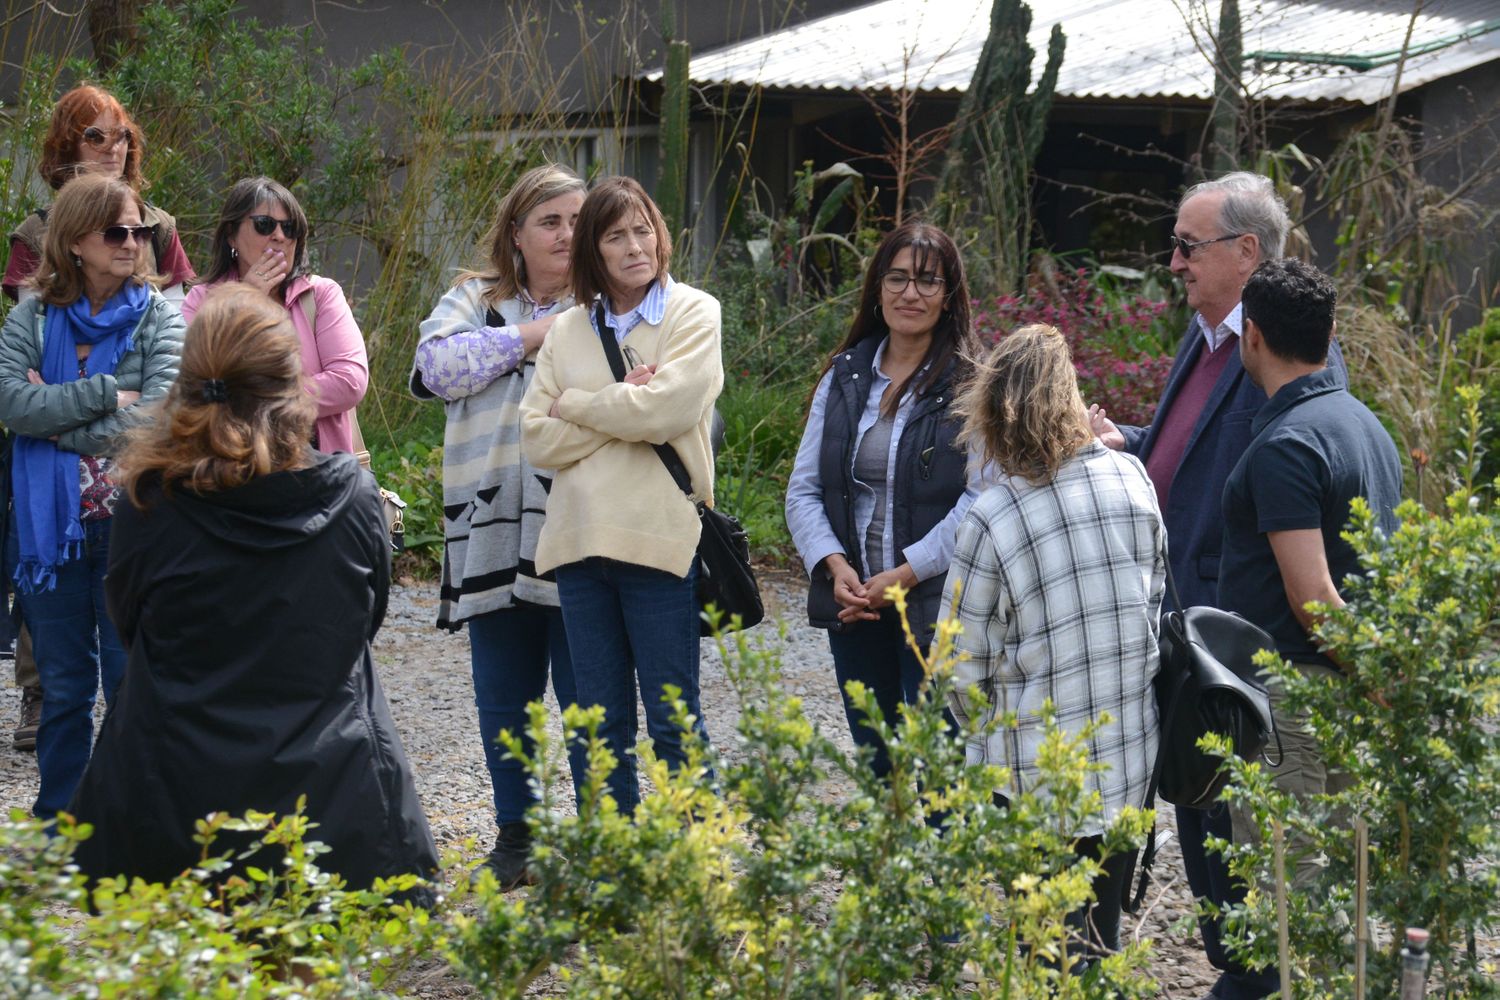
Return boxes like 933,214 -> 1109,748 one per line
649,0 -> 1500,104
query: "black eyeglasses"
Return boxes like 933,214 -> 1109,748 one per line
881,270 -> 946,297
80,126 -> 131,150
1169,233 -> 1244,259
94,225 -> 153,247
248,215 -> 300,238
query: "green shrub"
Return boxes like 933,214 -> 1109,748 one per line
0,803 -> 439,997
1217,390 -> 1500,996
447,597 -> 1158,998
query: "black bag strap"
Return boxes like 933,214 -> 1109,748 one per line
592,301 -> 696,503
1123,558 -> 1189,913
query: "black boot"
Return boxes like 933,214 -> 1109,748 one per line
483,821 -> 536,891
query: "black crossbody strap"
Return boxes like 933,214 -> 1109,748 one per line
592,301 -> 696,502
1123,556 -> 1188,913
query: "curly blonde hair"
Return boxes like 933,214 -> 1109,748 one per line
115,284 -> 317,507
953,324 -> 1093,485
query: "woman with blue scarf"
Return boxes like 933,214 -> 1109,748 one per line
0,172 -> 183,819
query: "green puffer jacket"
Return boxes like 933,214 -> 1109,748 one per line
0,288 -> 184,457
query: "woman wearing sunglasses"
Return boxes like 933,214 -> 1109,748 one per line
183,177 -> 368,455
785,220 -> 982,782
0,172 -> 184,820
4,85 -> 195,306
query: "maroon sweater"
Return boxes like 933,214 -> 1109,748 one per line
1145,334 -> 1239,512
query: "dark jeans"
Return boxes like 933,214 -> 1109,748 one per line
827,607 -> 950,779
1070,832 -> 1134,959
468,605 -> 585,825
11,517 -> 126,819
1179,802 -> 1278,999
555,557 -> 710,813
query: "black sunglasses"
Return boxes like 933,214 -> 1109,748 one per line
80,125 -> 131,150
1168,233 -> 1244,259
248,215 -> 300,238
95,225 -> 153,248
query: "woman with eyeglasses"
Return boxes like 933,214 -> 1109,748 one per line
0,173 -> 184,819
520,176 -> 722,814
183,177 -> 368,454
784,220 -> 982,781
410,163 -> 587,888
4,85 -> 195,306
2,85 -> 194,756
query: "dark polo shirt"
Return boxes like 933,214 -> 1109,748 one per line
1219,367 -> 1402,669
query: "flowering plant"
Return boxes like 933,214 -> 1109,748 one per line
974,266 -> 1176,426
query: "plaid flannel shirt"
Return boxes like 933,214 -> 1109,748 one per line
941,439 -> 1167,834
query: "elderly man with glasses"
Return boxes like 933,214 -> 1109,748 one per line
1091,171 -> 1345,1000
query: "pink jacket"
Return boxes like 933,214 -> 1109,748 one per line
183,274 -> 369,454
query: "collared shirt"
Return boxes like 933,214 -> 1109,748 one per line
786,337 -> 985,583
1193,301 -> 1243,352
1219,367 -> 1402,668
598,276 -> 674,343
942,439 -> 1167,835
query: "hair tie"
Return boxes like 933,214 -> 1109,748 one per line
202,378 -> 229,404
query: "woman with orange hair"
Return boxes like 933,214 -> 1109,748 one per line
4,84 -> 195,305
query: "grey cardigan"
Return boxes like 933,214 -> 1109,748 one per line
0,289 -> 184,455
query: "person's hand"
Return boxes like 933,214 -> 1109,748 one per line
624,363 -> 656,386
548,398 -> 562,418
517,314 -> 558,355
824,553 -> 876,623
1088,403 -> 1125,450
863,563 -> 918,611
116,390 -> 141,408
244,246 -> 290,297
25,369 -> 44,386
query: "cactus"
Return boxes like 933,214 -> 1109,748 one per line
1208,0 -> 1243,176
657,2 -> 690,239
936,0 -> 1063,294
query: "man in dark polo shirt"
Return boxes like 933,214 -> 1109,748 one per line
1093,172 -> 1346,1000
1219,259 -> 1401,894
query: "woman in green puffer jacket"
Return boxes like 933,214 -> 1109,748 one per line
0,172 -> 183,820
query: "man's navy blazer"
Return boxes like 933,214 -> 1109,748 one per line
1121,322 -> 1346,611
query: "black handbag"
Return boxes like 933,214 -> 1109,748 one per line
1122,561 -> 1277,913
592,304 -> 764,636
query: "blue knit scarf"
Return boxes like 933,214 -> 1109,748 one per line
12,282 -> 147,593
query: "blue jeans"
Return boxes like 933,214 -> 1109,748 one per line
555,557 -> 709,813
827,607 -> 940,780
468,605 -> 586,824
11,518 -> 126,819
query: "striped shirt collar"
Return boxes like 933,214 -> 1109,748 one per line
603,275 -> 673,341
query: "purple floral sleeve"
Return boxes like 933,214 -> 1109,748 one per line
415,325 -> 526,401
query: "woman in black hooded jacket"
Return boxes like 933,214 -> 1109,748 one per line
67,284 -> 436,893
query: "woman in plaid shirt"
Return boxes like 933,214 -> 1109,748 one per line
942,323 -> 1167,960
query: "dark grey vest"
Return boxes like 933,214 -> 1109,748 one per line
808,336 -> 967,640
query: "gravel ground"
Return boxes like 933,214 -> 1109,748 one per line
0,571 -> 1221,996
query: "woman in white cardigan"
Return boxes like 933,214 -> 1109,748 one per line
412,164 -> 587,888
520,176 -> 723,813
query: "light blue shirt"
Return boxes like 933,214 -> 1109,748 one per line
785,337 -> 986,584
595,275 -> 673,343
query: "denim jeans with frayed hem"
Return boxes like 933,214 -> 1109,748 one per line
468,605 -> 585,825
555,556 -> 709,813
9,517 -> 126,819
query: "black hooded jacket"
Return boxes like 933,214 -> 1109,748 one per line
69,451 -> 438,891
